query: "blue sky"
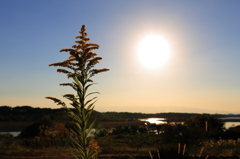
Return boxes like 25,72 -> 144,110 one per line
0,0 -> 240,113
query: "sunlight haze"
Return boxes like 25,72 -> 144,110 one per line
0,0 -> 240,114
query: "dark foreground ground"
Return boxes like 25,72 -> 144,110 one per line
1,155 -> 240,159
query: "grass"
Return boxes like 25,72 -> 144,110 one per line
1,133 -> 240,158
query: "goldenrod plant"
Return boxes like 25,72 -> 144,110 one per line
46,25 -> 109,159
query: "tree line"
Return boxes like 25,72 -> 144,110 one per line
1,105 -> 240,122
0,106 -> 240,122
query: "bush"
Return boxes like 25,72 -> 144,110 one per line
223,125 -> 240,140
18,116 -> 53,138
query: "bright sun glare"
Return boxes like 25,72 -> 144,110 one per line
137,34 -> 171,69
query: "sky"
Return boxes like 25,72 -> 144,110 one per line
0,0 -> 240,114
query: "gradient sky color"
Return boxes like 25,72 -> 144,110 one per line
0,0 -> 240,114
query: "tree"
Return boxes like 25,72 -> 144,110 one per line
223,125 -> 240,140
18,116 -> 52,138
46,25 -> 109,159
184,115 -> 224,142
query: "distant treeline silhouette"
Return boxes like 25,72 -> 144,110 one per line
1,105 -> 240,122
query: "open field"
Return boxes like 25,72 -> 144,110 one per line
1,107 -> 240,158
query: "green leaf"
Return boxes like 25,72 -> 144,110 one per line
85,92 -> 99,99
84,97 -> 97,107
86,102 -> 95,110
73,77 -> 83,89
85,83 -> 96,91
86,120 -> 96,135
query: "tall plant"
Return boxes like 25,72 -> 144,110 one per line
46,25 -> 109,159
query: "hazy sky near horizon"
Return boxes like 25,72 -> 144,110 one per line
0,0 -> 240,114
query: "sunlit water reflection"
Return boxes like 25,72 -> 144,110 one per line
140,118 -> 167,124
140,118 -> 240,129
0,131 -> 20,136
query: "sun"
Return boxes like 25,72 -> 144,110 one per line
137,34 -> 171,69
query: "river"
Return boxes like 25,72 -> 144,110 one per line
1,118 -> 240,137
140,118 -> 240,129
